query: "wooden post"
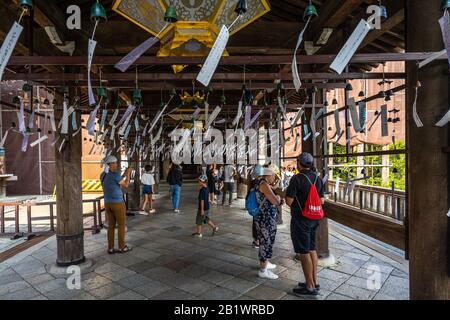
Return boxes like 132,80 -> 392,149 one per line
303,90 -> 330,260
127,153 -> 141,212
407,0 -> 450,299
54,107 -> 85,266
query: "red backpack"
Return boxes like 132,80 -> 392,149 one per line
296,173 -> 324,220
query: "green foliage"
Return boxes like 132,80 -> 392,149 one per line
330,141 -> 406,190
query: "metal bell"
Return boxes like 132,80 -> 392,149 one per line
132,89 -> 142,102
43,98 -> 50,105
12,96 -> 20,104
324,101 -> 329,107
345,83 -> 353,91
332,98 -> 338,105
358,91 -> 365,97
160,101 -> 165,109
303,2 -> 318,21
164,5 -> 178,23
19,0 -> 33,10
234,0 -> 247,15
91,1 -> 107,22
97,87 -> 107,98
22,83 -> 32,92
379,90 -> 386,98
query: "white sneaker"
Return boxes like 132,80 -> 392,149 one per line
174,209 -> 180,213
149,209 -> 156,214
267,261 -> 277,270
258,269 -> 278,280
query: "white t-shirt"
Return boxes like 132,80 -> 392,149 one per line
223,165 -> 235,183
141,172 -> 155,186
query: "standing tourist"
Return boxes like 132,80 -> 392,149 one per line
167,163 -> 183,213
192,175 -> 219,238
100,155 -> 133,254
221,162 -> 236,206
206,163 -> 217,204
254,166 -> 283,280
140,164 -> 156,214
285,153 -> 325,296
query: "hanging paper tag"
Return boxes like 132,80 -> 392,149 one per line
86,104 -> 100,136
205,106 -> 221,129
418,49 -> 447,69
244,105 -> 252,129
21,134 -> 29,152
28,109 -> 35,129
244,109 -> 262,130
0,128 -> 12,147
18,99 -> 25,133
61,100 -> 69,134
0,22 -> 23,81
348,98 -> 362,132
110,126 -> 116,140
292,18 -> 311,91
109,109 -> 119,127
87,39 -> 97,106
197,25 -> 229,86
358,101 -> 367,131
116,104 -> 135,128
412,86 -> 423,127
290,108 -> 304,137
30,135 -> 48,147
322,174 -> 329,184
99,109 -> 108,131
439,11 -> 450,67
134,116 -> 140,132
436,107 -> 450,127
330,19 -> 371,74
380,105 -> 388,137
204,101 -> 209,125
119,113 -> 133,136
334,109 -> 342,136
115,36 -> 160,72
72,111 -> 78,131
192,107 -> 201,120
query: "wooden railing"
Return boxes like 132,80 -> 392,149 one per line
326,180 -> 406,221
0,196 -> 105,239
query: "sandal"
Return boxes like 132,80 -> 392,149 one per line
108,249 -> 116,254
118,245 -> 132,254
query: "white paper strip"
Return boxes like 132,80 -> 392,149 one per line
87,39 -> 97,106
99,109 -> 108,131
334,177 -> 340,195
61,101 -> 69,134
232,101 -> 243,127
197,25 -> 229,87
21,134 -> 29,152
412,86 -> 423,127
116,104 -> 135,128
0,22 -> 23,82
330,19 -> 371,74
49,111 -> 56,133
334,109 -> 341,136
204,102 -> 209,126
72,126 -> 82,137
0,128 -> 12,147
292,17 -> 311,91
418,49 -> 447,69
436,107 -> 450,127
205,106 -> 221,129
18,99 -> 25,133
86,104 -> 100,136
290,107 -> 304,137
28,109 -> 35,129
109,109 -> 119,127
30,135 -> 48,147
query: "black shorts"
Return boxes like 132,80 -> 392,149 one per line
290,216 -> 320,254
196,210 -> 210,225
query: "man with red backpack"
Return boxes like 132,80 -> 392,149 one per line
285,152 -> 325,296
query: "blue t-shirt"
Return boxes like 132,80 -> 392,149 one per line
101,171 -> 124,203
198,187 -> 210,211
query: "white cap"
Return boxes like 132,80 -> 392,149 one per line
102,155 -> 118,165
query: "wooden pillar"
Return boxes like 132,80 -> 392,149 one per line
127,153 -> 140,212
303,90 -> 330,259
407,0 -> 450,299
55,106 -> 84,266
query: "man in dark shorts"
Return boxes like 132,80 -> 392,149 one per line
285,152 -> 325,296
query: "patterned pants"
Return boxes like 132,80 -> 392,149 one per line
255,214 -> 278,262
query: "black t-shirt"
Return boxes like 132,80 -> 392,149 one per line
198,187 -> 210,211
286,170 -> 324,218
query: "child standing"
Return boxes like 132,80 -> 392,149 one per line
192,175 -> 219,238
140,165 -> 156,214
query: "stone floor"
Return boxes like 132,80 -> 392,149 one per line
0,183 -> 410,300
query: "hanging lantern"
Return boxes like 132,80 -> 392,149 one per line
235,0 -> 248,15
303,1 -> 318,21
19,0 -> 33,10
164,5 -> 178,23
442,0 -> 450,10
90,0 -> 107,22
345,83 -> 353,91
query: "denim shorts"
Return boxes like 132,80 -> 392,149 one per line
142,185 -> 153,195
